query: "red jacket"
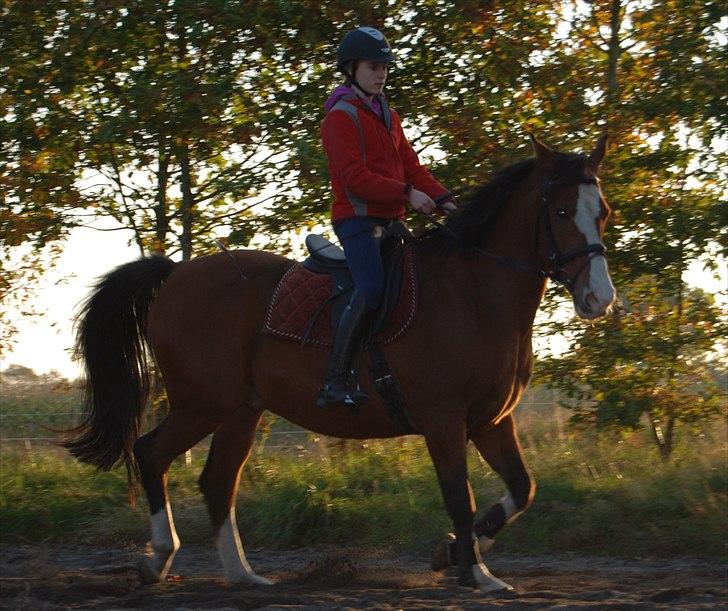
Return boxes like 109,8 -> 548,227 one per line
321,95 -> 450,223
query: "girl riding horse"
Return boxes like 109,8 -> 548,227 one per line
318,26 -> 456,408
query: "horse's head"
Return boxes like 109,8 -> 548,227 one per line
531,135 -> 616,319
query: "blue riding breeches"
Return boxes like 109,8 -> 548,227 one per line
333,216 -> 386,312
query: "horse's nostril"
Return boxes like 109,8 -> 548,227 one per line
586,292 -> 599,308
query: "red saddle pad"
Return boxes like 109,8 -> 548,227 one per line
263,248 -> 417,348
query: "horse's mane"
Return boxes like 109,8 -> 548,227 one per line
416,152 -> 587,252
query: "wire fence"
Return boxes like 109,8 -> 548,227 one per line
0,415 -> 315,459
0,377 -> 568,462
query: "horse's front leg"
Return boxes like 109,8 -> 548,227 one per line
472,415 -> 535,550
425,429 -> 514,593
433,415 -> 534,572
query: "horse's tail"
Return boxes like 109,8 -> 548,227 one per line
64,255 -> 175,484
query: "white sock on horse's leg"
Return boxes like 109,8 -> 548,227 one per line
216,510 -> 272,585
475,491 -> 524,554
500,491 -> 523,523
470,532 -> 514,593
471,561 -> 515,593
139,502 -> 180,583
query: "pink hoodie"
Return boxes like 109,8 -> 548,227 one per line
324,85 -> 384,119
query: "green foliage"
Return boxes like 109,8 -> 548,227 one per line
236,441 -> 449,549
0,453 -> 133,545
535,276 -> 726,458
528,0 -> 727,455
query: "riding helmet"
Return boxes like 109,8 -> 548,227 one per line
336,27 -> 395,70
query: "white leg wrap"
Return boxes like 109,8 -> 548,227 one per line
139,503 -> 180,582
216,511 -> 272,585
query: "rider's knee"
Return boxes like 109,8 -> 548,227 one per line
360,283 -> 384,311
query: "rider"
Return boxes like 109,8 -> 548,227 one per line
317,26 -> 456,408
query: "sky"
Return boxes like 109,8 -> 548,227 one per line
2,221 -> 725,382
2,224 -> 139,380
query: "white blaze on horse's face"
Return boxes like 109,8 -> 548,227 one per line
573,183 -> 616,319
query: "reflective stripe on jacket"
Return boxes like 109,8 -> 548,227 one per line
321,94 -> 449,223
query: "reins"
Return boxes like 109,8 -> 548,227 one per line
428,198 -> 551,280
428,172 -> 608,291
218,169 -> 606,293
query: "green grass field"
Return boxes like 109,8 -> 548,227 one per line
1,427 -> 725,559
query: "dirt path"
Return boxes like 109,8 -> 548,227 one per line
1,544 -> 725,609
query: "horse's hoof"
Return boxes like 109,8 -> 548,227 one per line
227,572 -> 274,587
137,557 -> 162,585
481,585 -> 517,598
474,566 -> 515,595
431,533 -> 456,571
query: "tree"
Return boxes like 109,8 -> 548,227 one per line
0,1 -> 80,353
531,0 -> 726,457
536,278 -> 725,459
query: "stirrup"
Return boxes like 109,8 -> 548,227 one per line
316,382 -> 369,409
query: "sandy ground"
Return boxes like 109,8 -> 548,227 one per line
0,544 -> 725,610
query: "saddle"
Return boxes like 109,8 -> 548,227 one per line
263,222 -> 417,348
262,222 -> 420,433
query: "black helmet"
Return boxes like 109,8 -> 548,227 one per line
337,27 -> 395,70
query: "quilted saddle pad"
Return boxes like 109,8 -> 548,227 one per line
263,248 -> 417,348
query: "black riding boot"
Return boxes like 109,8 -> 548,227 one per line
317,292 -> 372,408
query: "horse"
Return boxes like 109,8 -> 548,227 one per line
65,134 -> 616,593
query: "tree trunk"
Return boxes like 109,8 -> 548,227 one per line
174,11 -> 194,261
647,411 -> 675,461
664,413 -> 676,459
606,0 -> 622,110
154,136 -> 170,254
179,142 -> 194,261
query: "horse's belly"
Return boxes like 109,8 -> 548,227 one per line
252,338 -> 406,440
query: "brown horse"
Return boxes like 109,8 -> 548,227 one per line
65,135 -> 616,593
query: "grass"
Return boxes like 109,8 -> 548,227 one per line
1,429 -> 726,559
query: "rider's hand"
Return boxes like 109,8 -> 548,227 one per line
408,188 -> 436,214
440,201 -> 457,214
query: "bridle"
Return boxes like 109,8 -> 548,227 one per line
432,169 -> 608,294
536,175 -> 607,291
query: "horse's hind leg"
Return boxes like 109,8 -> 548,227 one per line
133,411 -> 217,584
198,405 -> 271,585
425,428 -> 513,593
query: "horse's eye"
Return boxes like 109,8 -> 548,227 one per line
556,209 -> 567,218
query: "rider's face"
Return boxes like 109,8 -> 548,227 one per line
353,61 -> 388,96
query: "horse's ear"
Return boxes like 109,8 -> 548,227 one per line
587,134 -> 608,172
529,133 -> 557,167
